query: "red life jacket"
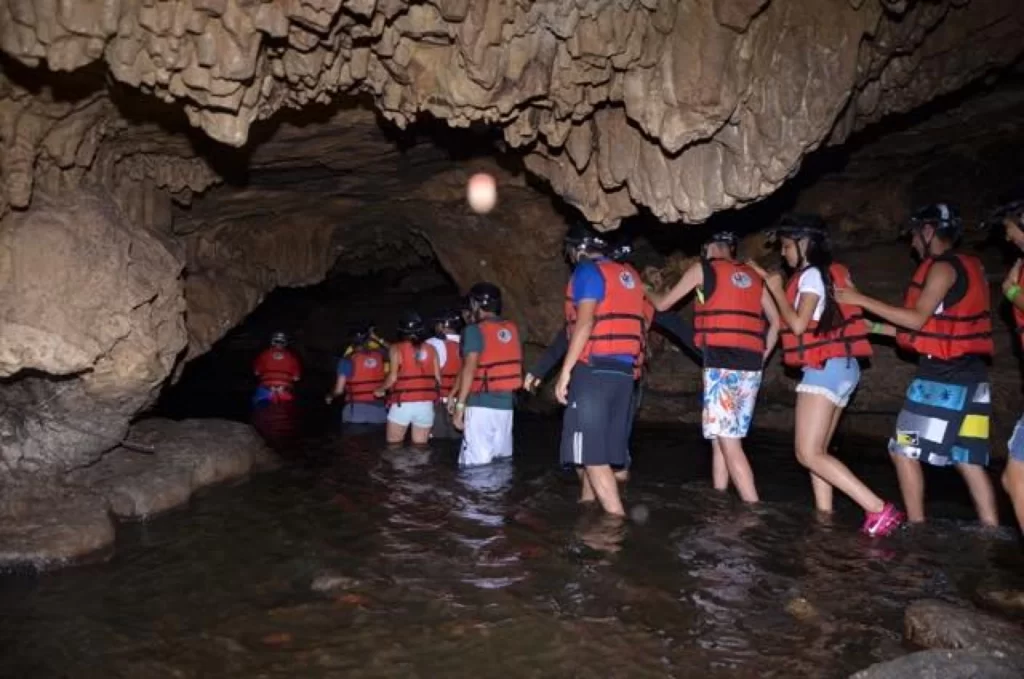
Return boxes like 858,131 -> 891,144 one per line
470,319 -> 523,394
780,263 -> 873,369
345,349 -> 387,403
1014,266 -> 1024,350
633,298 -> 656,379
253,348 -> 301,388
564,259 -> 648,365
439,338 -> 463,394
694,259 -> 767,355
388,341 -> 439,405
896,253 -> 994,360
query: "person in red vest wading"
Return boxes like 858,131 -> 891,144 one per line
649,230 -> 780,503
837,203 -> 999,528
327,325 -> 389,426
987,199 -> 1024,534
252,331 -> 302,407
751,215 -> 904,537
375,312 -> 441,446
556,222 -> 648,517
428,309 -> 464,440
451,283 -> 522,466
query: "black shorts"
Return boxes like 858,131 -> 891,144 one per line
560,362 -> 635,467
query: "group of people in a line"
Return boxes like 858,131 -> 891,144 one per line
253,199 -> 1024,539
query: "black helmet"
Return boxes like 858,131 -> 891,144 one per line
981,199 -> 1024,231
397,311 -> 424,337
907,202 -> 962,240
564,220 -> 609,253
435,308 -> 464,332
270,331 -> 288,347
769,213 -> 829,243
468,282 -> 502,313
350,323 -> 372,345
707,230 -> 739,248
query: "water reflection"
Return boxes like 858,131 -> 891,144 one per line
0,418 -> 1022,679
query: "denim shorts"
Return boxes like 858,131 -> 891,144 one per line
797,358 -> 861,407
387,401 -> 436,428
1008,416 -> 1024,462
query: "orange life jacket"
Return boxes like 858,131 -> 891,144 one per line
470,318 -> 523,394
694,259 -> 767,355
253,348 -> 301,388
896,253 -> 994,360
564,259 -> 648,365
440,338 -> 463,394
780,263 -> 873,369
1014,266 -> 1024,350
345,349 -> 387,403
633,298 -> 656,379
388,341 -> 439,405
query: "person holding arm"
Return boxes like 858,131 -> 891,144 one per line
327,326 -> 388,425
752,214 -> 903,536
451,283 -> 523,467
647,231 -> 779,503
375,312 -> 441,446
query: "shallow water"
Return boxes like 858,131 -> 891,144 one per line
1,415 -> 1021,679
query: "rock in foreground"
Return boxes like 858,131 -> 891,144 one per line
850,649 -> 1023,679
904,599 -> 1024,660
0,418 -> 276,571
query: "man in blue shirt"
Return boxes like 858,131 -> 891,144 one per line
327,326 -> 389,426
557,221 -> 648,517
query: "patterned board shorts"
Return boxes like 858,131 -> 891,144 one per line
702,368 -> 763,440
1007,416 -> 1024,463
888,377 -> 991,467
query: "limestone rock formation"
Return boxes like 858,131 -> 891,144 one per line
2,0 -> 1023,227
0,190 -> 187,475
0,417 -> 276,570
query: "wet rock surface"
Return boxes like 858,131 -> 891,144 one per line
903,599 -> 1024,660
0,418 -> 276,571
850,649 -> 1024,679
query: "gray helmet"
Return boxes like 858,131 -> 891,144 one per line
270,331 -> 288,347
907,203 -> 962,241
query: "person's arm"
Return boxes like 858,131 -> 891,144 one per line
331,375 -> 346,397
760,287 -> 781,362
647,262 -> 702,312
432,349 -> 442,386
375,345 -> 401,396
1002,259 -> 1024,313
528,327 -> 569,381
759,270 -> 817,335
839,262 -> 955,331
555,299 -> 596,404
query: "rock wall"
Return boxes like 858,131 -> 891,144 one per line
2,0 -> 1023,227
0,190 -> 186,475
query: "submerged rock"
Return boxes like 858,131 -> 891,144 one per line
850,649 -> 1023,679
904,599 -> 1024,660
0,418 -> 276,571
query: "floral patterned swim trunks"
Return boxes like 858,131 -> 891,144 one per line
701,368 -> 763,440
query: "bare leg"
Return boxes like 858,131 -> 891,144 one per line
794,393 -> 885,514
1003,459 -> 1024,533
614,468 -> 630,483
956,462 -> 999,526
385,420 -> 408,445
711,438 -> 729,492
410,425 -> 431,446
585,465 -> 625,516
718,436 -> 758,503
810,407 -> 842,513
577,468 -> 596,503
890,453 -> 926,523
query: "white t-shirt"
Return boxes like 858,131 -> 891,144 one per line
425,334 -> 461,369
795,267 -> 827,322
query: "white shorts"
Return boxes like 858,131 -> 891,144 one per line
387,401 -> 435,429
459,407 -> 514,467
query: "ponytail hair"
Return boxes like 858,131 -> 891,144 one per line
804,237 -> 843,336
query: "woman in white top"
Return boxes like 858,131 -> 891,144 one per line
750,215 -> 903,538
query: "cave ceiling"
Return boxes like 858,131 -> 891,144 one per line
2,0 -> 1024,229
